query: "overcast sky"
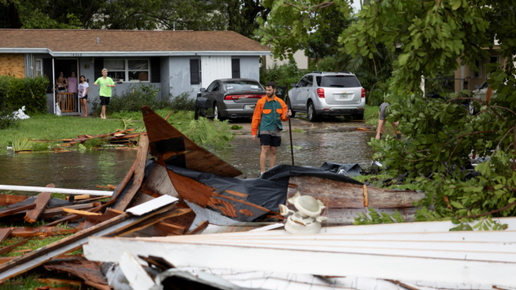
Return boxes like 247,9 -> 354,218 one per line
350,1 -> 362,13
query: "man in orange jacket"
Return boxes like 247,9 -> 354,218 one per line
252,81 -> 292,176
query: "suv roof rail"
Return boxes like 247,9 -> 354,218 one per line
337,71 -> 352,74
311,71 -> 322,74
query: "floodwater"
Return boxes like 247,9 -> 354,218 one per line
216,131 -> 376,177
0,131 -> 375,191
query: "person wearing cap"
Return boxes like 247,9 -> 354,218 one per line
251,81 -> 292,176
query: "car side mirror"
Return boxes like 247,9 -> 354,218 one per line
200,88 -> 206,92
474,85 -> 480,90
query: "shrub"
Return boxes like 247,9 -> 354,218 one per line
260,60 -> 306,88
0,75 -> 48,115
165,92 -> 195,112
92,84 -> 194,115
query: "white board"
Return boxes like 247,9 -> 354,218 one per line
201,56 -> 231,88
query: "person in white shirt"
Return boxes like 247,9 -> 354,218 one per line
78,75 -> 90,117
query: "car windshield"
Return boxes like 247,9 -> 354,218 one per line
319,76 -> 361,88
224,81 -> 264,91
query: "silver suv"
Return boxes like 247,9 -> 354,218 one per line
288,72 -> 365,121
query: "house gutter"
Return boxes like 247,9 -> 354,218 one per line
0,48 -> 271,57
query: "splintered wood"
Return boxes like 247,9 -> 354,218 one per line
114,134 -> 149,211
24,184 -> 55,223
0,194 -> 29,206
141,105 -> 242,177
287,176 -> 425,209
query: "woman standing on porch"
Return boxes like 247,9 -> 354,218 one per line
78,75 -> 89,117
94,68 -> 115,119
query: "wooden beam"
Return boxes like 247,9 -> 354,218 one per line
0,228 -> 11,243
0,203 -> 36,218
11,227 -> 78,238
0,239 -> 28,255
24,184 -> 54,223
119,251 -> 156,289
188,220 -> 209,235
114,134 -> 149,211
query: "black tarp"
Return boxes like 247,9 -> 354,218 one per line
320,162 -> 363,176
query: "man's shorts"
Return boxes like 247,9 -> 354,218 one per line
260,134 -> 281,147
100,96 -> 111,106
379,102 -> 389,121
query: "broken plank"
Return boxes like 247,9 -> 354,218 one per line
188,220 -> 209,235
11,227 -> 78,238
153,221 -> 186,236
141,105 -> 241,178
0,257 -> 17,264
43,259 -> 108,286
0,239 -> 28,255
0,194 -> 29,206
0,228 -> 11,243
126,195 -> 179,216
114,134 -> 149,211
0,202 -> 178,280
25,184 -> 54,223
119,252 -> 156,289
166,168 -> 213,208
0,203 -> 36,218
109,207 -> 192,238
62,208 -> 101,216
82,208 -> 123,223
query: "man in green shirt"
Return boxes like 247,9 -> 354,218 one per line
94,68 -> 116,119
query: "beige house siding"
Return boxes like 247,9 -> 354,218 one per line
454,47 -> 507,92
264,50 -> 309,70
0,53 -> 25,78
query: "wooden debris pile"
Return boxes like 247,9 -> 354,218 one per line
0,106 -> 427,288
59,128 -> 141,147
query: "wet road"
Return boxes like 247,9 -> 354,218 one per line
0,118 -> 375,192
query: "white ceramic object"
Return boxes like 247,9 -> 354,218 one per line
280,192 -> 327,234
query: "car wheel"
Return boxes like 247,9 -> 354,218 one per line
468,100 -> 476,115
214,104 -> 225,121
307,102 -> 318,122
352,114 -> 364,120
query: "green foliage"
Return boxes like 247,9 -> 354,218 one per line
167,92 -> 196,112
179,117 -> 234,149
92,84 -> 195,116
231,125 -> 243,130
260,61 -> 306,88
11,138 -> 49,152
0,75 -> 49,115
83,137 -> 108,149
0,112 -> 18,130
354,207 -> 405,225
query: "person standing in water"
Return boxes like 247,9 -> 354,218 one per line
78,75 -> 89,117
93,68 -> 115,119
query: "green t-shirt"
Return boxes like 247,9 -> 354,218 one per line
95,77 -> 115,97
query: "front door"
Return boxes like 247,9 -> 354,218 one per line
54,59 -> 80,115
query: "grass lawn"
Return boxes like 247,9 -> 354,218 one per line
0,109 -> 194,153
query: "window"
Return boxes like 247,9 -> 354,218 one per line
190,59 -> 201,85
232,59 -> 240,78
104,59 -> 150,82
321,76 -> 361,87
35,59 -> 42,76
224,80 -> 263,91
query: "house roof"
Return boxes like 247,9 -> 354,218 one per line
0,29 -> 270,57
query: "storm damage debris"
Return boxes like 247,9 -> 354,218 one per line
0,106 -> 429,288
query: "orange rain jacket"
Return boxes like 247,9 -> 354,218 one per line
251,95 -> 289,136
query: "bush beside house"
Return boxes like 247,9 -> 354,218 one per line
0,75 -> 49,115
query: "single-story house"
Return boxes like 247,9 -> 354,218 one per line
0,29 -> 270,115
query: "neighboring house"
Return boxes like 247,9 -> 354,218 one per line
263,50 -> 309,70
454,44 -> 510,92
0,29 -> 270,115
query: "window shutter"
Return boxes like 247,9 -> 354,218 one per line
151,57 -> 160,83
190,59 -> 199,85
42,58 -> 53,93
232,59 -> 240,78
94,57 -> 104,80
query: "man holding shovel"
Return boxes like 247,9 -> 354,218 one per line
252,81 -> 292,176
